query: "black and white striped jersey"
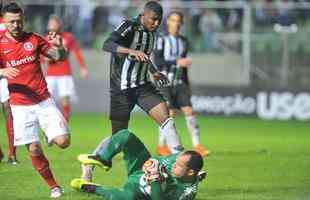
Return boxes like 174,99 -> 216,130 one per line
103,16 -> 156,91
153,33 -> 189,86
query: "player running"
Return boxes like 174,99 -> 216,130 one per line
154,11 -> 209,157
0,3 -> 70,198
71,129 -> 206,199
80,1 -> 186,182
0,6 -> 17,164
44,15 -> 88,122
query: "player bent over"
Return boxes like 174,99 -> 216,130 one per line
0,3 -> 70,198
71,129 -> 206,199
81,1 -> 185,183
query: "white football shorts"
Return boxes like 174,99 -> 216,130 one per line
11,98 -> 69,146
46,75 -> 78,102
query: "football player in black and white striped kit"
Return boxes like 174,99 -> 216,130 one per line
154,11 -> 209,157
80,1 -> 185,182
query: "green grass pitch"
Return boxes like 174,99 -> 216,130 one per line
0,114 -> 309,200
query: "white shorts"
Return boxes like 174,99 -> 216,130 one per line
11,98 -> 69,146
0,78 -> 9,103
46,75 -> 78,102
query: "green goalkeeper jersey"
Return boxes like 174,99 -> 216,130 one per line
134,153 -> 199,200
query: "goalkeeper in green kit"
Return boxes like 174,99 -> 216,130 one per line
71,129 -> 206,199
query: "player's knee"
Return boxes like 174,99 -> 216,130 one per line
182,106 -> 194,116
54,135 -> 70,149
27,143 -> 43,156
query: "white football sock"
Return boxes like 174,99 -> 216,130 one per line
185,115 -> 200,146
158,127 -> 166,146
160,118 -> 183,153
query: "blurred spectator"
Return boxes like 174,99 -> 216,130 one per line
199,9 -> 222,52
276,0 -> 294,26
72,0 -> 95,46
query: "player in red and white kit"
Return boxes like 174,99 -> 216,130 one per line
45,15 -> 88,122
0,3 -> 70,198
0,11 -> 17,164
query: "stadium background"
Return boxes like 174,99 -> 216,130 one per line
0,1 -> 310,200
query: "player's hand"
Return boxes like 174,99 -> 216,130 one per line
128,50 -> 149,62
0,67 -> 19,79
153,72 -> 169,88
80,68 -> 89,79
47,31 -> 63,47
177,58 -> 192,68
142,159 -> 166,183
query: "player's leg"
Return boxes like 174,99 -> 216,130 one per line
177,84 -> 209,157
11,104 -> 61,198
3,101 -> 17,163
157,108 -> 178,156
137,84 -> 183,154
109,90 -> 135,134
26,142 -> 62,198
0,78 -> 17,163
57,76 -> 77,122
37,98 -> 70,149
157,87 -> 173,155
81,90 -> 135,181
181,106 -> 208,156
71,178 -> 135,200
0,146 -> 3,162
2,101 -> 17,163
80,129 -> 151,176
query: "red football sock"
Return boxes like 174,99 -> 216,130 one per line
62,104 -> 70,122
30,154 -> 58,189
6,111 -> 16,157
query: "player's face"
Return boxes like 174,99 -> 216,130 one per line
172,154 -> 191,178
142,10 -> 162,32
167,14 -> 182,34
47,18 -> 61,33
3,12 -> 24,37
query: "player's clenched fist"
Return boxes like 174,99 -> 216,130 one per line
142,158 -> 167,183
47,31 -> 63,47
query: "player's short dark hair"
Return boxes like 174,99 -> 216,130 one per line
2,2 -> 23,14
144,1 -> 163,16
183,150 -> 203,174
168,11 -> 184,23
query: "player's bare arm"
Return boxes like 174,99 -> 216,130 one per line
46,31 -> 68,61
116,45 -> 149,62
0,67 -> 19,79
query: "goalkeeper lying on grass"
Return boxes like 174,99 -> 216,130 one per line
71,129 -> 207,200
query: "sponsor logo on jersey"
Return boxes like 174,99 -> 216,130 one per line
23,42 -> 34,51
6,55 -> 35,67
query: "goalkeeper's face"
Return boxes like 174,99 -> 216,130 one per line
172,154 -> 194,179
